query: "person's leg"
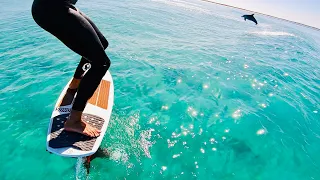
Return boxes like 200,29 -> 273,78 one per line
33,4 -> 110,137
80,11 -> 109,50
72,11 -> 109,79
62,12 -> 109,106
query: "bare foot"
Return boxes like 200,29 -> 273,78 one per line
64,110 -> 101,137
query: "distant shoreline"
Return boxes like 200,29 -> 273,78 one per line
199,0 -> 320,31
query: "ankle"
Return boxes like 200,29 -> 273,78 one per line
69,78 -> 81,89
67,110 -> 83,123
66,88 -> 77,94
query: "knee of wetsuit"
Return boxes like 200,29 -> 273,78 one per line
102,39 -> 109,50
92,58 -> 111,76
103,56 -> 111,70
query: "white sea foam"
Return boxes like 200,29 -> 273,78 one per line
251,31 -> 295,37
109,148 -> 129,162
139,129 -> 154,158
152,0 -> 210,14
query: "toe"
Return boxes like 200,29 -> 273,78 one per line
91,128 -> 99,137
88,131 -> 95,137
84,131 -> 91,137
84,127 -> 94,137
93,130 -> 99,137
88,129 -> 96,137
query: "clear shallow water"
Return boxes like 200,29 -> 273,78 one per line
1,0 -> 320,179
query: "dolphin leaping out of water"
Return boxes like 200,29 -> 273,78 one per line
242,14 -> 258,25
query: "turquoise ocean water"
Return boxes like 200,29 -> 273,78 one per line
1,0 -> 320,179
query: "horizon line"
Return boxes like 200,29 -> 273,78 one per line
198,0 -> 320,31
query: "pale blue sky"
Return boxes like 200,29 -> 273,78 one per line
214,0 -> 320,28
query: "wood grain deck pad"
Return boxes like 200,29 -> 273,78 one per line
49,113 -> 105,151
87,83 -> 100,106
87,80 -> 110,110
97,80 -> 110,109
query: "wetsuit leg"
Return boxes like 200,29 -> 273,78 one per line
73,11 -> 109,79
32,1 -> 111,111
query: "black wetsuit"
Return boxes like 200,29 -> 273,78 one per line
31,0 -> 111,111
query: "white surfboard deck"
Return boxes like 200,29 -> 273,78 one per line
47,71 -> 114,158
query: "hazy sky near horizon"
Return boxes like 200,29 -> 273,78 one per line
214,0 -> 320,28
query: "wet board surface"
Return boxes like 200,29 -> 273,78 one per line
47,71 -> 114,157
